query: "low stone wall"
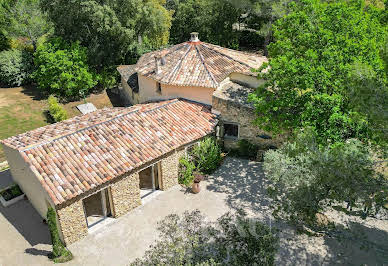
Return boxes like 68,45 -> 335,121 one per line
212,96 -> 283,150
160,149 -> 185,191
56,200 -> 88,245
110,172 -> 141,217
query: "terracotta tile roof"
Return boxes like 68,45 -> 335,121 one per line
1,99 -> 217,205
133,41 -> 267,89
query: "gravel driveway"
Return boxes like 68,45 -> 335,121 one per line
1,157 -> 387,265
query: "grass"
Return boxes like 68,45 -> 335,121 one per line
0,86 -> 115,161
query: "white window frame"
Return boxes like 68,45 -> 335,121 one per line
223,122 -> 240,140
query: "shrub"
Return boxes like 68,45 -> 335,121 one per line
47,207 -> 73,263
97,68 -> 118,89
233,139 -> 259,159
178,157 -> 196,187
0,49 -> 33,86
48,95 -> 68,122
33,38 -> 97,98
131,210 -> 278,265
191,137 -> 222,174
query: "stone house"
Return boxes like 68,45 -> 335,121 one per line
1,99 -> 217,245
118,33 -> 279,150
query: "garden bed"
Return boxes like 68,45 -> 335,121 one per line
0,184 -> 25,207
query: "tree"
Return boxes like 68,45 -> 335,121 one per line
41,0 -> 172,69
169,0 -> 241,48
131,210 -> 278,265
228,0 -> 293,55
4,0 -> 52,51
250,0 -> 388,147
33,38 -> 97,98
0,49 -> 33,86
264,129 -> 388,227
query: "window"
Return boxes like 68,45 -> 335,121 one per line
156,82 -> 162,94
223,123 -> 239,139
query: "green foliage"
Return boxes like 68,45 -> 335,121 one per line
178,157 -> 196,187
231,139 -> 259,159
264,130 -> 388,226
97,68 -> 118,89
131,210 -> 278,265
0,184 -> 23,201
229,0 -> 293,54
170,0 -> 241,48
3,0 -> 52,51
47,207 -> 73,262
47,95 -> 68,122
191,137 -> 222,174
250,0 -> 388,147
301,93 -> 369,144
0,49 -> 33,86
33,38 -> 97,98
41,0 -> 172,68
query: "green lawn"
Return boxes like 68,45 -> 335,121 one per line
0,86 -> 114,162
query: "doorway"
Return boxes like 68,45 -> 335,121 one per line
139,162 -> 161,198
83,188 -> 112,228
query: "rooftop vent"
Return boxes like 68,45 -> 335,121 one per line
190,32 -> 199,42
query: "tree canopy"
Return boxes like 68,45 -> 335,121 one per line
132,210 -> 278,265
33,38 -> 97,98
169,0 -> 241,48
250,0 -> 388,147
40,0 -> 172,69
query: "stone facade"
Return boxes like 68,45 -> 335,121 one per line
160,149 -> 185,191
56,200 -> 88,245
110,172 -> 141,217
212,95 -> 282,150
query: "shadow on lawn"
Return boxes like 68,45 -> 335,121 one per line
206,157 -> 388,265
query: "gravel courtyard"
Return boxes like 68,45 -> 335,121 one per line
1,157 -> 387,265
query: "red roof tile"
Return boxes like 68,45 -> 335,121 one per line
1,99 -> 217,205
133,41 -> 267,89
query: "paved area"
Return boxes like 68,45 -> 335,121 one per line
0,169 -> 13,190
0,157 -> 387,265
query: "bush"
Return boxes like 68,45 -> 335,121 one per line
131,210 -> 278,265
191,137 -> 222,174
231,139 -> 259,159
0,49 -> 33,86
178,157 -> 196,187
34,38 -> 97,98
264,130 -> 388,227
48,95 -> 68,122
47,207 -> 73,263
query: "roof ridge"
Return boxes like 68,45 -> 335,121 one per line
195,45 -> 218,87
21,99 -> 180,152
201,43 -> 254,69
165,43 -> 192,84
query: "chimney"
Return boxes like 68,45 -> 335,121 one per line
190,32 -> 199,42
155,54 -> 161,74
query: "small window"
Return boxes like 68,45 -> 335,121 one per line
156,82 -> 162,94
224,123 -> 239,139
185,143 -> 196,159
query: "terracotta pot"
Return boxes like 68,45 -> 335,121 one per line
192,182 -> 201,194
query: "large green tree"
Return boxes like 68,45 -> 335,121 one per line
3,0 -> 52,51
41,0 -> 172,69
264,130 -> 388,227
33,38 -> 97,98
169,0 -> 241,48
250,0 -> 388,147
229,0 -> 293,55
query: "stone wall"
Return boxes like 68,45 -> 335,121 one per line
56,200 -> 88,245
110,172 -> 141,217
160,149 -> 185,191
212,96 -> 282,150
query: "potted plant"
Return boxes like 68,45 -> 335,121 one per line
191,172 -> 204,194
